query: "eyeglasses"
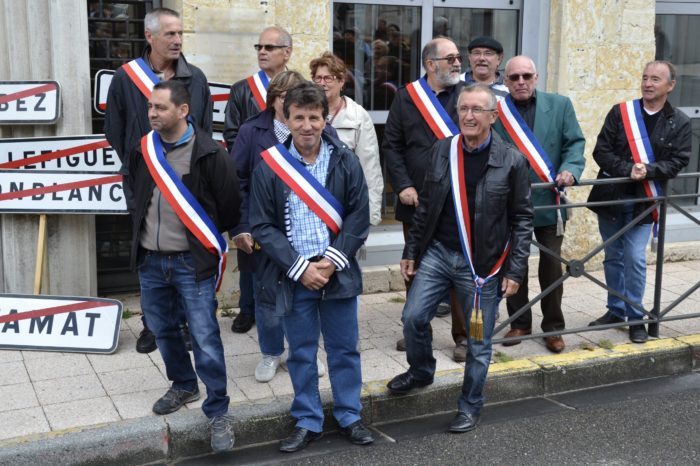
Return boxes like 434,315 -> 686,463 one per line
312,75 -> 338,84
469,50 -> 498,58
507,73 -> 535,82
457,106 -> 494,115
254,44 -> 289,52
431,54 -> 462,65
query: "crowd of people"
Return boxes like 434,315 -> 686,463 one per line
104,7 -> 691,456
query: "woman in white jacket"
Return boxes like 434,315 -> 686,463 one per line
310,52 -> 384,226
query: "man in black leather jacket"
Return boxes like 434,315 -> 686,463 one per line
387,85 -> 533,434
587,61 -> 690,343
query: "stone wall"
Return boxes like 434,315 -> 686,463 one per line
547,0 -> 656,266
168,0 -> 331,84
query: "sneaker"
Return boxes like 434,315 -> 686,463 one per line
588,311 -> 624,327
436,302 -> 451,317
209,414 -> 235,453
152,387 -> 200,415
317,357 -> 326,378
629,324 -> 648,343
255,355 -> 281,382
231,312 -> 255,333
180,324 -> 192,352
136,327 -> 157,354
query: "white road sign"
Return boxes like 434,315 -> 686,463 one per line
0,81 -> 61,124
0,294 -> 122,353
0,135 -> 118,172
0,170 -> 126,214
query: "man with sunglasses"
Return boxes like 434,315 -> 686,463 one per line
493,55 -> 585,354
461,36 -> 508,99
387,84 -> 533,434
224,26 -> 292,335
384,37 -> 469,363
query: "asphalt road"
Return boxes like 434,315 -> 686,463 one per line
173,373 -> 700,465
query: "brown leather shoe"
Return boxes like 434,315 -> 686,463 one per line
502,328 -> 531,346
544,336 -> 565,353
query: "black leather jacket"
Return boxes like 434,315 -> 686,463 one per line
222,77 -> 262,149
588,100 -> 691,222
403,132 -> 533,284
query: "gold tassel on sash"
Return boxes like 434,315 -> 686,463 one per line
470,307 -> 483,342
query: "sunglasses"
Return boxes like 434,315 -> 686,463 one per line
254,44 -> 289,52
507,73 -> 535,82
432,54 -> 462,65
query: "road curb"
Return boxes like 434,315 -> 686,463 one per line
1,335 -> 699,465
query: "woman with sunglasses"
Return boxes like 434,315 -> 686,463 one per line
310,52 -> 384,226
231,70 -> 338,383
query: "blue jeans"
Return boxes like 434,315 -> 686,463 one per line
250,271 -> 285,357
402,241 -> 499,415
138,251 -> 229,418
284,284 -> 362,433
598,202 -> 652,321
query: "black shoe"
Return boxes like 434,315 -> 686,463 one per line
629,324 -> 648,343
435,302 -> 451,317
588,311 -> 624,327
279,427 -> 322,453
231,313 -> 255,333
448,412 -> 480,433
340,420 -> 374,445
136,327 -> 157,354
180,324 -> 192,352
386,372 -> 433,395
152,387 -> 200,415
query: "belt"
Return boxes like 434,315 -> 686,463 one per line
141,248 -> 189,256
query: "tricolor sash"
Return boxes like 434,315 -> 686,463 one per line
122,58 -> 160,99
406,77 -> 459,140
140,131 -> 229,291
497,94 -> 565,235
246,70 -> 269,111
260,143 -> 344,235
619,100 -> 662,221
449,135 -> 511,341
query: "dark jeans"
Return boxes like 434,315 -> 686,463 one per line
238,270 -> 255,316
506,224 -> 565,332
139,251 -> 229,418
403,222 -> 466,344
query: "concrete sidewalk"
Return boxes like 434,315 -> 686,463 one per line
1,260 -> 699,465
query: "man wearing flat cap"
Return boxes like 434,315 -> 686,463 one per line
461,36 -> 508,98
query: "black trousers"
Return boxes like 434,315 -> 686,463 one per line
506,224 -> 565,332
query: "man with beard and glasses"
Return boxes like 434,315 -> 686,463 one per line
384,37 -> 468,363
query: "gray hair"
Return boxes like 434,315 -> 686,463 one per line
262,26 -> 293,47
144,8 -> 180,33
504,55 -> 537,75
457,84 -> 497,111
644,60 -> 676,83
421,37 -> 455,67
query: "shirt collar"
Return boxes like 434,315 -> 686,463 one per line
163,123 -> 194,151
462,131 -> 492,154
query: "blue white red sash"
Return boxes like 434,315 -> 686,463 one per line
406,77 -> 459,140
497,94 -> 565,235
140,131 -> 229,290
619,99 -> 662,228
246,70 -> 269,111
449,135 -> 511,316
122,58 -> 160,99
260,143 -> 344,235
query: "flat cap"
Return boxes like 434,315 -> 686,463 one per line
467,36 -> 503,54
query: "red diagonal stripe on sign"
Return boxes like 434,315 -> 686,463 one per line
0,174 -> 122,201
0,300 -> 113,324
211,93 -> 230,102
0,83 -> 57,105
0,140 -> 111,169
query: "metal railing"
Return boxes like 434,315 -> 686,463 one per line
494,172 -> 700,344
